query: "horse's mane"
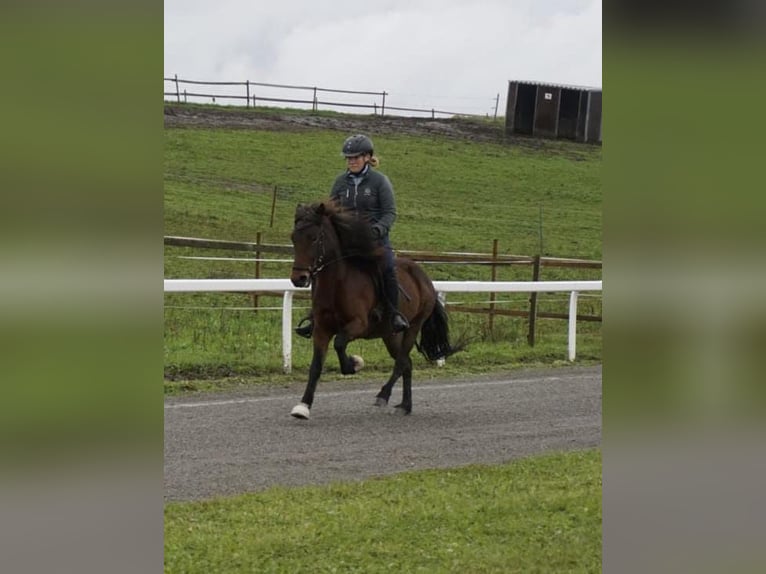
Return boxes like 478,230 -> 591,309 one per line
295,201 -> 384,267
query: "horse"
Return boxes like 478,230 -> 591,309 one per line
288,200 -> 463,419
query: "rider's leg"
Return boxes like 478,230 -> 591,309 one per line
381,245 -> 409,333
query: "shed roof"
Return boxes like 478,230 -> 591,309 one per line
510,79 -> 602,93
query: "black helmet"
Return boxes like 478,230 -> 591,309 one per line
341,134 -> 374,157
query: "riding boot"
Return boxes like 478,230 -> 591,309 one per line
382,268 -> 410,333
295,283 -> 315,339
295,314 -> 314,339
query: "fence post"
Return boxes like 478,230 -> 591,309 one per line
174,74 -> 180,103
382,91 -> 387,116
282,291 -> 294,373
270,186 -> 277,227
436,291 -> 446,367
568,291 -> 579,361
246,80 -> 250,108
253,231 -> 262,312
494,93 -> 500,120
488,239 -> 498,335
312,87 -> 318,112
527,255 -> 541,346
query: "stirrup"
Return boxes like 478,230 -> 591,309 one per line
391,312 -> 409,333
295,317 -> 313,339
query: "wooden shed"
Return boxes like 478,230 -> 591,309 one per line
505,80 -> 602,144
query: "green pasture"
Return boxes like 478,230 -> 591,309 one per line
165,448 -> 602,573
164,106 -> 602,389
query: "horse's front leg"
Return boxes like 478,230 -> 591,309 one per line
332,314 -> 369,376
334,327 -> 366,376
291,332 -> 331,420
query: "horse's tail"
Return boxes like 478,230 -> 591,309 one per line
416,298 -> 465,362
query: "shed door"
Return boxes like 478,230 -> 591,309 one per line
557,89 -> 580,140
533,87 -> 560,138
514,84 -> 537,135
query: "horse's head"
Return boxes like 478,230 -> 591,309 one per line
289,202 -> 328,287
289,200 -> 383,287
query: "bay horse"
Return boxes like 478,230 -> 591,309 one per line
289,201 -> 463,419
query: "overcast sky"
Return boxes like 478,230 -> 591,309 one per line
164,0 -> 601,117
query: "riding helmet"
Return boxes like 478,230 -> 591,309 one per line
342,134 -> 374,157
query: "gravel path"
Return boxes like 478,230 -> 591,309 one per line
164,365 -> 601,501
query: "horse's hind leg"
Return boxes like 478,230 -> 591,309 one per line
374,333 -> 407,408
374,367 -> 402,408
393,354 -> 414,414
393,331 -> 420,414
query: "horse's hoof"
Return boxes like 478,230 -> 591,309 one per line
351,354 -> 365,373
290,403 -> 310,419
393,404 -> 412,416
373,397 -> 388,408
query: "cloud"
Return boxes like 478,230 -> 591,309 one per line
164,0 -> 601,115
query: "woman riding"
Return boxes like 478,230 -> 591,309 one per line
295,134 -> 410,338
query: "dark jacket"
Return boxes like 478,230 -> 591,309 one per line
330,165 -> 397,239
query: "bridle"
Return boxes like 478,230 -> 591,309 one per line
291,221 -> 329,279
291,217 -> 366,279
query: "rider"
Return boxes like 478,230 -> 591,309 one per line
295,134 -> 410,338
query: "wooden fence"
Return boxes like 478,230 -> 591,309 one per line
163,75 -> 502,120
164,235 -> 602,346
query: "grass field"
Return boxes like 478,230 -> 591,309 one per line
164,106 -> 602,389
163,108 -> 603,573
164,448 -> 602,573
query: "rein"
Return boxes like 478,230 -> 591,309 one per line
291,253 -> 358,278
292,216 -> 377,279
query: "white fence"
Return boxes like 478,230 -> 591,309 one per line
164,279 -> 602,373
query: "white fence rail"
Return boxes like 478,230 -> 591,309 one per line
164,279 -> 602,373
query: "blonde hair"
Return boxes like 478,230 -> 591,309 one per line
367,155 -> 380,168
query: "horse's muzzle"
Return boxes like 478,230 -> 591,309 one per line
291,273 -> 310,288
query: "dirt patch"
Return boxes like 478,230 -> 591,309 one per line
165,104 -> 522,146
164,104 -> 601,161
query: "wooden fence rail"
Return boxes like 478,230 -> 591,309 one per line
164,235 -> 602,345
